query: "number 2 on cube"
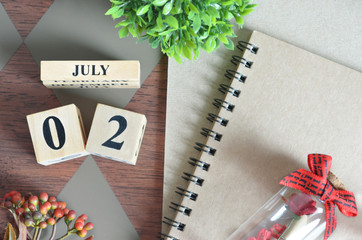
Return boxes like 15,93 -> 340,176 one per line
102,115 -> 127,150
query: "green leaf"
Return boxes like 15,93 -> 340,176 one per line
118,27 -> 129,38
4,223 -> 16,240
221,1 -> 234,6
188,11 -> 195,20
206,6 -> 220,18
174,54 -> 182,64
218,34 -> 228,44
159,28 -> 175,35
152,39 -> 161,48
153,0 -> 168,7
148,7 -> 154,20
128,25 -> 138,37
110,0 -> 123,3
194,46 -> 201,60
165,32 -> 173,42
234,15 -> 244,25
215,38 -> 220,50
184,30 -> 191,40
187,27 -> 197,37
225,11 -> 234,20
112,8 -> 124,19
211,16 -> 216,25
235,0 -> 242,5
246,4 -> 258,9
175,0 -> 182,12
241,8 -> 255,16
105,6 -> 119,16
182,45 -> 193,60
201,13 -> 211,26
175,43 -> 182,55
188,3 -> 199,13
223,38 -> 234,50
163,2 -> 173,15
165,15 -> 179,29
193,15 -> 201,33
183,2 -> 190,15
136,4 -> 151,16
115,21 -> 130,28
186,40 -> 196,48
157,14 -> 164,28
205,37 -> 216,53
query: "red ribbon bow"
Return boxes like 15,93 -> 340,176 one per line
279,154 -> 358,239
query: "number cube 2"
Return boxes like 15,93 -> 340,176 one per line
86,103 -> 147,165
26,104 -> 88,165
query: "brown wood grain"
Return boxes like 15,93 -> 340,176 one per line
0,1 -> 167,239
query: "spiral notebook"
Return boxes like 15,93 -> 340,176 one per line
162,31 -> 362,239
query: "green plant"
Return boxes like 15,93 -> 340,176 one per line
106,0 -> 257,63
1,191 -> 94,240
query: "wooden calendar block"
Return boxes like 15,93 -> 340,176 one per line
40,60 -> 140,89
26,104 -> 88,165
86,103 -> 147,165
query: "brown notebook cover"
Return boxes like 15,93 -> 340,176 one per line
164,31 -> 362,239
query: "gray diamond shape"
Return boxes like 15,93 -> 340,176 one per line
40,156 -> 140,239
25,0 -> 162,131
0,2 -> 22,71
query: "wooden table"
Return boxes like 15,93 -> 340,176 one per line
0,1 -> 166,239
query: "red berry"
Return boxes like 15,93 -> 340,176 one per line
84,222 -> 94,231
39,204 -> 48,215
22,212 -> 32,220
77,229 -> 87,238
24,218 -> 34,227
11,194 -> 22,205
15,208 -> 25,215
47,217 -> 56,225
4,201 -> 12,209
29,196 -> 39,206
28,203 -> 36,212
48,196 -> 56,203
79,214 -> 87,221
39,221 -> 47,229
53,208 -> 64,218
58,201 -> 66,209
63,208 -> 70,215
24,192 -> 33,200
43,201 -> 51,210
75,218 -> 84,224
4,193 -> 10,201
23,202 -> 30,212
75,221 -> 84,230
85,236 -> 94,240
51,202 -> 58,210
8,191 -> 20,198
39,192 -> 48,203
32,211 -> 43,221
66,210 -> 76,221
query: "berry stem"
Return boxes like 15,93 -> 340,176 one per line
55,232 -> 71,240
33,227 -> 41,240
49,224 -> 57,240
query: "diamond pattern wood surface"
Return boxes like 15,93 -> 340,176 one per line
0,0 -> 166,238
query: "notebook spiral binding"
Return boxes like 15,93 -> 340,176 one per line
160,40 -> 259,240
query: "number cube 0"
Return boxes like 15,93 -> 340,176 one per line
86,103 -> 147,165
26,104 -> 88,165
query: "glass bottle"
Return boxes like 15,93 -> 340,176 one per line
228,186 -> 326,240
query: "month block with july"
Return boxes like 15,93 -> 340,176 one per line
86,104 -> 147,165
26,104 -> 88,166
40,60 -> 140,88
